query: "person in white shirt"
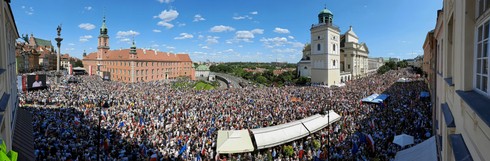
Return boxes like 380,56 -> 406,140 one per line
32,74 -> 43,88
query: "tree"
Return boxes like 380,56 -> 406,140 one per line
255,75 -> 268,84
377,65 -> 391,74
209,65 -> 218,72
397,61 -> 408,68
385,61 -> 397,70
73,60 -> 84,67
295,76 -> 310,85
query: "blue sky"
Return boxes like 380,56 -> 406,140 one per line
11,0 -> 442,63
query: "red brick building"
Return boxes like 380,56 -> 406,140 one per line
83,17 -> 195,82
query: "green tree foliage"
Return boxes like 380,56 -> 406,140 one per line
73,60 -> 84,67
377,65 -> 391,74
397,61 -> 408,68
209,62 -> 310,86
283,145 -> 294,157
296,76 -> 311,85
255,75 -> 268,84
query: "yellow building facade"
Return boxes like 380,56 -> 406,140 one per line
427,0 -> 490,160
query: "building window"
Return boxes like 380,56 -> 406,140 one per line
476,21 -> 489,94
333,44 -> 336,51
479,0 -> 490,17
333,60 -> 336,66
348,64 -> 351,69
317,44 -> 321,51
318,36 -> 320,40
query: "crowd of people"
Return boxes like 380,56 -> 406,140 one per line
20,68 -> 432,161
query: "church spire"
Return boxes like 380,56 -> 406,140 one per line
100,16 -> 108,35
130,38 -> 137,55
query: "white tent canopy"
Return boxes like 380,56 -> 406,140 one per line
251,118 -> 310,149
216,130 -> 254,154
251,110 -> 341,150
394,136 -> 437,161
216,111 -> 341,153
302,111 -> 341,134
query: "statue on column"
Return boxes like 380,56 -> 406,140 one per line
57,24 -> 62,36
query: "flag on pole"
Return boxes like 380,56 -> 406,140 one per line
366,134 -> 375,151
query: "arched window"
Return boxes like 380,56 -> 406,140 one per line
317,44 -> 321,51
333,60 -> 336,66
333,44 -> 336,51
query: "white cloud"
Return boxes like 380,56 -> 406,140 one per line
206,36 -> 219,44
272,48 -> 298,53
235,31 -> 255,42
166,46 -> 176,50
78,23 -> 96,30
152,29 -> 161,33
157,0 -> 174,3
290,42 -> 304,48
68,43 -> 75,46
116,30 -> 140,38
260,37 -> 288,48
210,25 -> 235,32
154,9 -> 179,21
157,22 -> 174,29
202,46 -> 210,49
65,48 -> 75,51
120,38 -> 131,42
233,15 -> 252,20
251,29 -> 264,34
174,33 -> 194,40
84,6 -> 92,11
154,9 -> 179,29
79,35 -> 93,42
193,14 -> 205,22
177,22 -> 186,27
288,36 -> 295,39
273,27 -> 290,34
250,11 -> 258,15
260,37 -> 304,49
223,49 -> 234,53
22,6 -> 34,15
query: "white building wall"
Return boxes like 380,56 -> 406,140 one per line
0,0 -> 19,151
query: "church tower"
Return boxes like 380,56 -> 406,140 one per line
310,6 -> 341,86
97,16 -> 110,59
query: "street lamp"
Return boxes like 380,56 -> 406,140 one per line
97,98 -> 110,160
327,106 -> 330,161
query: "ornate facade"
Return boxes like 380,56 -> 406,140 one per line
297,6 -> 370,85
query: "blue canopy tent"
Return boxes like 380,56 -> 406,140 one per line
361,93 -> 390,104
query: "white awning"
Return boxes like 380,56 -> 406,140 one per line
216,130 -> 254,154
302,110 -> 341,134
251,118 -> 310,149
394,136 -> 437,161
251,111 -> 340,150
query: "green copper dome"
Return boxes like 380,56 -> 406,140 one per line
319,8 -> 332,15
